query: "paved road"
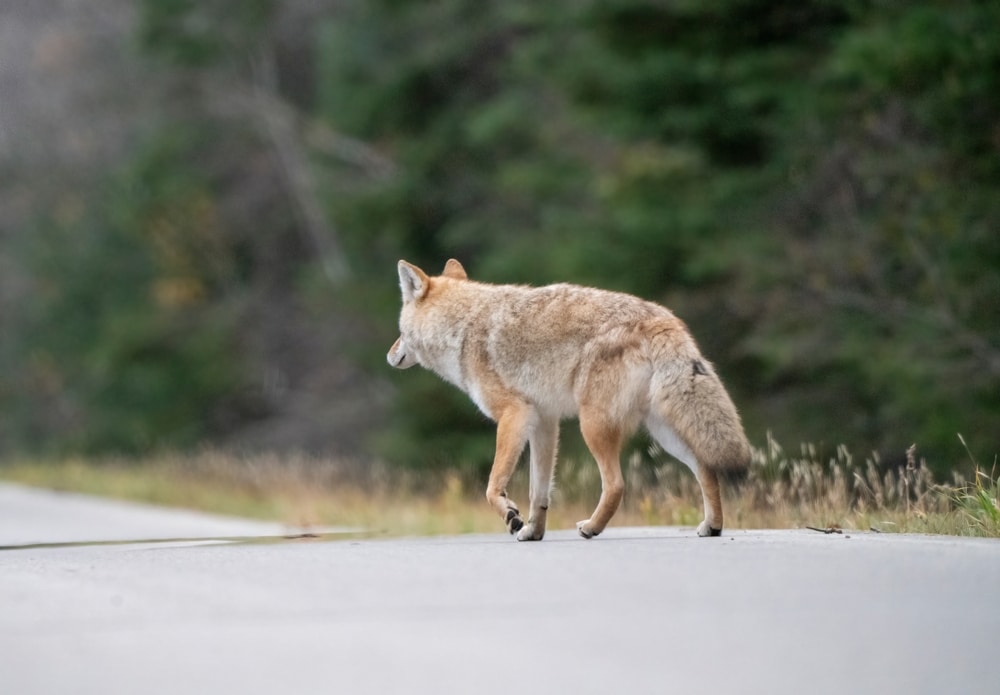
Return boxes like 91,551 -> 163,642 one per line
1,483 -> 998,695
0,482 -> 300,547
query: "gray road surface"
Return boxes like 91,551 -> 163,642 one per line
0,482 -> 299,547
1,483 -> 998,695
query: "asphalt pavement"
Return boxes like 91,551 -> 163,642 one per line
1,482 -> 998,695
0,482 -> 297,547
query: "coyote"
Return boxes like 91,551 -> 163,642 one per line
388,259 -> 751,540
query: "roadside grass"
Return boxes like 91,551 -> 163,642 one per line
1,438 -> 997,538
953,435 -> 1000,537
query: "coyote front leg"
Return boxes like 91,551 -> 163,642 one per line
517,416 -> 559,541
485,403 -> 534,534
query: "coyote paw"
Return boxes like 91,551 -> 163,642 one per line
576,520 -> 600,539
696,520 -> 723,537
506,509 -> 524,535
516,522 -> 545,542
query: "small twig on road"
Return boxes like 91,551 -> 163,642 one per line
806,526 -> 843,534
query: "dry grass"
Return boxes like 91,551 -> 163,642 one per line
1,437 -> 997,538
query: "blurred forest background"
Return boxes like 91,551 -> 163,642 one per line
1,0 -> 997,479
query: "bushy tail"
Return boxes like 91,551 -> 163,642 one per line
651,355 -> 752,473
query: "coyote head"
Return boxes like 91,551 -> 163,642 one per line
387,258 -> 467,369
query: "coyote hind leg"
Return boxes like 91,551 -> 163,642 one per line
576,410 -> 625,539
693,466 -> 723,537
647,419 -> 723,536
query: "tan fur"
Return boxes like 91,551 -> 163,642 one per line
388,259 -> 751,540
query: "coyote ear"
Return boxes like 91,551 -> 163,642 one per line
442,258 -> 468,280
398,260 -> 430,302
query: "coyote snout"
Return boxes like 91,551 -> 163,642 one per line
387,336 -> 417,369
389,258 -> 751,540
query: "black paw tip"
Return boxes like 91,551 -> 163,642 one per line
709,527 -> 723,537
507,513 -> 524,534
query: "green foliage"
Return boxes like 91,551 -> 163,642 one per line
829,2 -> 1000,174
953,435 -> 1000,535
956,467 -> 1000,536
746,1 -> 1000,470
5,0 -> 997,476
138,0 -> 276,66
319,0 -> 999,474
11,127 -> 253,453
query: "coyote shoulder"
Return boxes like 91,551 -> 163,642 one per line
388,259 -> 751,540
